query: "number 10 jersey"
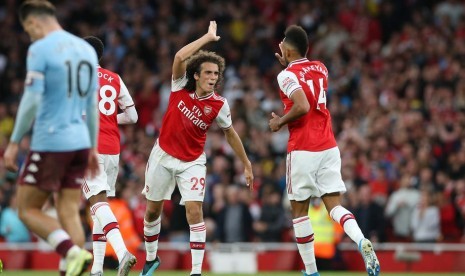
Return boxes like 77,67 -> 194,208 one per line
25,31 -> 98,152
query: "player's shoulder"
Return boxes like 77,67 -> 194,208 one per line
28,34 -> 50,52
212,92 -> 226,102
277,68 -> 297,80
210,92 -> 228,105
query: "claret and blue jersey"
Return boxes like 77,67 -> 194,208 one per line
21,30 -> 98,152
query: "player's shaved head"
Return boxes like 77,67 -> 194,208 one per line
283,25 -> 309,57
19,0 -> 56,23
84,36 -> 104,61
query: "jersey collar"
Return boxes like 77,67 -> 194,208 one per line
288,58 -> 308,68
194,92 -> 214,100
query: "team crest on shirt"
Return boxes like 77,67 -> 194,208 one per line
204,106 -> 212,115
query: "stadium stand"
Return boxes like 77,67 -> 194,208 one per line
1,0 -> 465,272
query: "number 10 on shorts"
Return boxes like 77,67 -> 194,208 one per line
191,177 -> 205,191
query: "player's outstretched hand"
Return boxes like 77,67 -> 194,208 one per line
275,41 -> 286,66
206,21 -> 221,42
269,112 -> 282,132
244,161 -> 254,191
86,148 -> 100,179
3,143 -> 19,172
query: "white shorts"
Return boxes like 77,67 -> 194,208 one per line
143,142 -> 207,202
286,147 -> 346,201
82,154 -> 119,199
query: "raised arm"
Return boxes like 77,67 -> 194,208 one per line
172,21 -> 220,80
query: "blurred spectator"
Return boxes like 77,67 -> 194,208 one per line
253,187 -> 286,242
0,103 -> 13,137
0,192 -> 30,242
215,184 -> 253,243
436,187 -> 462,242
352,184 -> 386,242
385,174 -> 420,241
411,191 -> 441,243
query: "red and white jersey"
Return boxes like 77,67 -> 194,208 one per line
158,74 -> 232,161
277,58 -> 337,152
97,67 -> 135,154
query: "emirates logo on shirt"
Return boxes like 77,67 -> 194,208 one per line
204,106 -> 212,115
177,100 -> 209,130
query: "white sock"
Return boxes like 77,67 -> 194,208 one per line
330,205 -> 365,244
91,214 -> 107,273
59,258 -> 66,274
91,202 -> 127,262
47,229 -> 70,249
293,216 -> 317,274
47,229 -> 75,258
144,217 -> 161,262
190,222 -> 206,275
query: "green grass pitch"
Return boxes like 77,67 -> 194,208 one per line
0,271 -> 462,276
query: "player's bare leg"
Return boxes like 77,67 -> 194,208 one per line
290,198 -> 319,276
184,201 -> 205,276
57,187 -> 93,275
88,192 -> 136,276
57,191 -> 85,276
17,185 -> 61,239
17,185 -> 91,276
140,199 -> 163,276
322,193 -> 380,276
58,189 -> 85,247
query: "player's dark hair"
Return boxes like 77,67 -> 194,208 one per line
84,36 -> 104,61
19,0 -> 56,23
284,25 -> 309,57
184,50 -> 225,92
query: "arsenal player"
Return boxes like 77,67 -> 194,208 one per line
82,36 -> 138,276
140,21 -> 253,276
269,25 -> 380,276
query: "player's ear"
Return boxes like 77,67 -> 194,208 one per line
285,47 -> 291,59
194,72 -> 200,81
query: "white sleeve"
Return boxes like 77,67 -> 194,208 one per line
117,105 -> 138,124
215,100 -> 232,129
171,73 -> 188,92
277,70 -> 302,98
117,76 -> 137,124
117,76 -> 135,109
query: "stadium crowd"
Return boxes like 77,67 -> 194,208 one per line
0,0 -> 465,253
